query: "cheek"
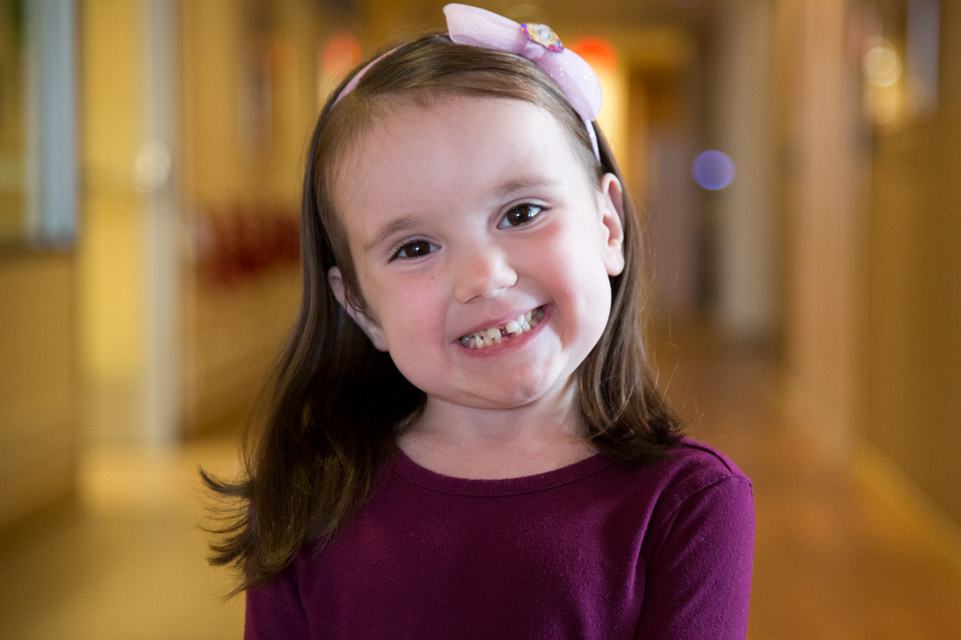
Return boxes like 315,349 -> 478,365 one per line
370,279 -> 446,341
551,234 -> 614,323
541,220 -> 609,284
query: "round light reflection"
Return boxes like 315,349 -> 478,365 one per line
692,150 -> 735,190
863,40 -> 902,88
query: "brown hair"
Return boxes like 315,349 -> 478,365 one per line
205,34 -> 681,592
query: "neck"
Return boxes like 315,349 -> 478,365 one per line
397,380 -> 597,479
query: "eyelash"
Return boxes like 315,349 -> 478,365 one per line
498,203 -> 543,229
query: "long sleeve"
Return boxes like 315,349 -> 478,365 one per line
634,475 -> 755,639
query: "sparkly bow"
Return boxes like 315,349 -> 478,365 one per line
443,4 -> 602,128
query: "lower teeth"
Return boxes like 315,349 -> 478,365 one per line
460,307 -> 544,349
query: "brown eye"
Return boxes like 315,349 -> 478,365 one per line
499,203 -> 543,228
393,239 -> 438,260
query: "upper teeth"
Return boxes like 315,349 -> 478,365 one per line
459,307 -> 544,349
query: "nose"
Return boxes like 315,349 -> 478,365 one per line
452,243 -> 518,303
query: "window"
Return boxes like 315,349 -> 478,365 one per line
0,0 -> 76,250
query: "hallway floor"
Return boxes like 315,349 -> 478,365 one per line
657,329 -> 961,639
1,331 -> 960,639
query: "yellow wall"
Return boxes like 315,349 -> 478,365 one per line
778,0 -> 961,544
0,253 -> 76,529
778,0 -> 867,452
865,2 -> 961,526
178,0 -> 316,432
180,0 -> 326,208
73,0 -> 317,439
78,0 -> 148,440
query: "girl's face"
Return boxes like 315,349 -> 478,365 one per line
329,96 -> 624,417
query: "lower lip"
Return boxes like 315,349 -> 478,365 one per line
456,305 -> 550,357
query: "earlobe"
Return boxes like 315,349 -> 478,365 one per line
327,266 -> 389,351
598,173 -> 626,276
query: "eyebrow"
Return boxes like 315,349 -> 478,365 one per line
492,174 -> 559,198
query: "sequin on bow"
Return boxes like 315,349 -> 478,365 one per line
521,23 -> 564,52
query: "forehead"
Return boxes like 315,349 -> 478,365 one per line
330,96 -> 590,236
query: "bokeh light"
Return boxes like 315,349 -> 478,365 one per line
570,37 -> 617,74
322,33 -> 362,78
863,38 -> 902,88
692,150 -> 736,190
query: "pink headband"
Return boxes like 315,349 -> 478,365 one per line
333,3 -> 603,162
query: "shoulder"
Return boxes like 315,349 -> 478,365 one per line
656,437 -> 752,516
656,437 -> 751,495
613,437 -> 750,492
640,438 -> 754,549
608,437 -> 753,540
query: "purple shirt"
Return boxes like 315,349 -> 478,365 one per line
246,439 -> 754,639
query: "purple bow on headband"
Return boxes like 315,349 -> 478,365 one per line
443,4 -> 602,125
335,3 -> 603,160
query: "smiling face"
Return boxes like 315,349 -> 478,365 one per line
328,96 -> 624,422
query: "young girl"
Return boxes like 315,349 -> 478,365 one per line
207,4 -> 754,638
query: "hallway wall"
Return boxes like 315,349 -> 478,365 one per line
177,0 -> 321,433
776,0 -> 961,553
779,0 -> 866,454
77,0 -> 150,442
0,253 -> 76,529
864,1 -> 961,528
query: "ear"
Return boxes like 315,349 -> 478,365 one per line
327,266 -> 389,351
597,173 -> 626,276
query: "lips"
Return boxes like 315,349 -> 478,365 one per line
458,306 -> 546,349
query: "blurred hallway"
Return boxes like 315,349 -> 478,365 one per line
659,325 -> 961,639
0,426 -> 245,639
2,327 -> 961,638
3,0 -> 961,638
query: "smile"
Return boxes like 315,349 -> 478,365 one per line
458,307 -> 546,349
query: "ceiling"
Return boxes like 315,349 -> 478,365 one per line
358,0 -> 716,33
355,0 -> 715,71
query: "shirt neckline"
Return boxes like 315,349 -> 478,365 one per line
389,447 -> 614,497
